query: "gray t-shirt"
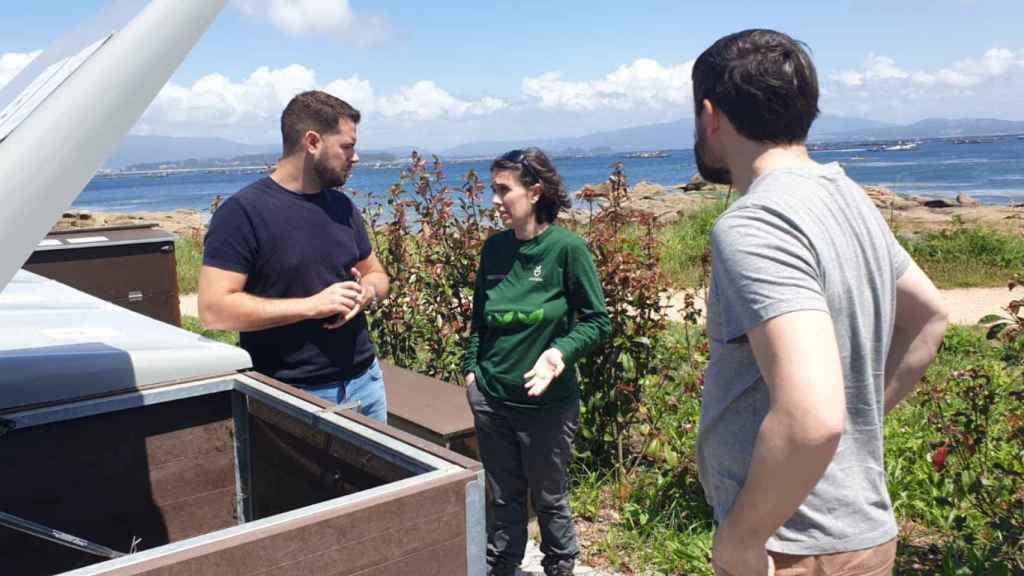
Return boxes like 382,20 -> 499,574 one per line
697,162 -> 911,555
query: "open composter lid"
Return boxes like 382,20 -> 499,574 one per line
0,0 -> 226,288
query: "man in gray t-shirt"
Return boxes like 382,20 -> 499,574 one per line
689,31 -> 948,575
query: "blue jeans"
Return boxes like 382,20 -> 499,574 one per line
303,358 -> 388,423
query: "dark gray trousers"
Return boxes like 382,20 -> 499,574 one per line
467,382 -> 580,574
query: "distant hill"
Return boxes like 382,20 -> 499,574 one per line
106,135 -> 273,169
109,116 -> 1024,168
111,135 -> 397,171
443,115 -> 895,157
826,118 -> 1024,140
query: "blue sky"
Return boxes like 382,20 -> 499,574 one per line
3,1 -> 1023,150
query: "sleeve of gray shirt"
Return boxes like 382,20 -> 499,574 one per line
888,229 -> 912,280
711,206 -> 831,342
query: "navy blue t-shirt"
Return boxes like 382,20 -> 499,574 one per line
203,177 -> 376,384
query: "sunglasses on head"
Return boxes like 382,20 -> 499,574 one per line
502,149 -> 539,183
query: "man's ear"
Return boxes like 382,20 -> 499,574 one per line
303,130 -> 321,155
702,98 -> 722,134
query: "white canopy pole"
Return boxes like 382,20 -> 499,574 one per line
0,0 -> 227,288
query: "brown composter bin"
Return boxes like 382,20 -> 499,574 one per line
0,271 -> 486,575
24,224 -> 182,326
383,363 -> 478,460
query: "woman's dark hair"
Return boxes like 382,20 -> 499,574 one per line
281,90 -> 361,154
692,29 -> 820,144
491,147 -> 571,224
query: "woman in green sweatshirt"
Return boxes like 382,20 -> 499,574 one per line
464,148 -> 611,576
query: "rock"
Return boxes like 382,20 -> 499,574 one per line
862,185 -> 899,209
76,210 -> 92,221
682,173 -> 708,191
891,198 -> 920,210
924,198 -> 957,208
956,192 -> 980,207
910,195 -> 931,206
630,181 -> 666,199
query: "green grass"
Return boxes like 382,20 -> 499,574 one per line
175,236 -> 204,294
567,323 -> 1023,574
180,315 -> 239,346
657,202 -> 1023,289
658,201 -> 727,288
898,226 -> 1024,288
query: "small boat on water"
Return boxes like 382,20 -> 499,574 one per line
623,150 -> 671,159
882,141 -> 921,151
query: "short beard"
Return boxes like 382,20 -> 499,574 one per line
694,129 -> 732,186
313,155 -> 348,189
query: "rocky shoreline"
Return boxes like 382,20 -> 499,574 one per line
53,180 -> 1024,237
564,177 -> 1024,232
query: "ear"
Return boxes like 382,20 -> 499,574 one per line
529,182 -> 542,204
303,130 -> 321,155
702,98 -> 722,134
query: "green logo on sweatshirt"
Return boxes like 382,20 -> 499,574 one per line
490,308 -> 544,326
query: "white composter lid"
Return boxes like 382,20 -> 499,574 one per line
0,270 -> 251,412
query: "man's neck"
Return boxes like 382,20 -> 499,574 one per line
729,142 -> 817,194
270,155 -> 321,195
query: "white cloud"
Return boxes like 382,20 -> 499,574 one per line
134,64 -> 506,143
323,74 -> 375,114
0,50 -> 42,90
833,70 -> 864,87
376,81 -> 507,119
833,53 -> 908,87
136,64 -> 319,141
832,48 -> 1022,89
821,47 -> 1024,121
522,58 -> 694,112
232,0 -> 391,47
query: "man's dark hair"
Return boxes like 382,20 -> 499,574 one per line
692,29 -> 820,144
491,148 -> 571,225
281,91 -> 361,154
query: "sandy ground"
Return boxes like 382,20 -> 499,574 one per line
53,208 -> 209,237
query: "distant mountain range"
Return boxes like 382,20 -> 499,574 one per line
822,118 -> 1024,141
106,116 -> 1024,168
442,116 -> 1024,157
442,115 -> 897,157
106,135 -> 272,169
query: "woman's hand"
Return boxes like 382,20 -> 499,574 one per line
523,348 -> 565,397
465,372 -> 476,387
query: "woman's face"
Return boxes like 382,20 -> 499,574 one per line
491,170 -> 539,229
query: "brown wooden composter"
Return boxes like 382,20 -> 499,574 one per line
0,271 -> 485,575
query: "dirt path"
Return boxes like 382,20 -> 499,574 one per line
663,286 -> 1016,326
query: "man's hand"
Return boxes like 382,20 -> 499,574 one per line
712,523 -> 775,576
307,276 -> 362,329
323,268 -> 375,329
523,348 -> 565,397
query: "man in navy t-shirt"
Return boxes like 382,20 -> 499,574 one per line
198,91 -> 390,422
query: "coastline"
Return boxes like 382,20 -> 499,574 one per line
54,181 -> 1024,237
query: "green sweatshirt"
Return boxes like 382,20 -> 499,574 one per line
463,225 -> 611,406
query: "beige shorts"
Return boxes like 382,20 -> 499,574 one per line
769,538 -> 897,576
